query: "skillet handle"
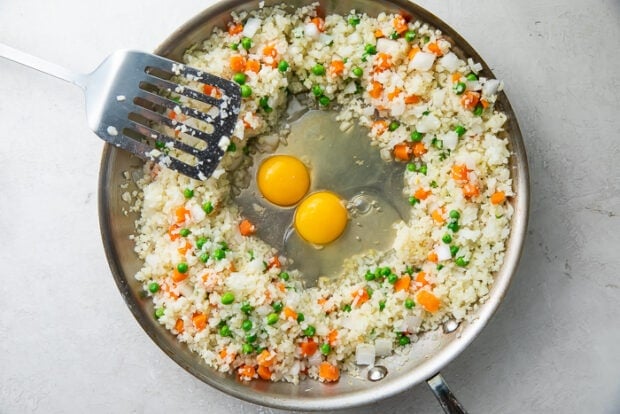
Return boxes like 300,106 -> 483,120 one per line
426,373 -> 468,414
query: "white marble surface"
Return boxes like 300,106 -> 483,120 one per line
1,0 -> 619,413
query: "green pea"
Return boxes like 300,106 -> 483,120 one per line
389,31 -> 399,40
202,201 -> 214,214
365,270 -> 375,281
447,220 -> 460,232
233,72 -> 246,85
410,130 -> 423,142
399,335 -> 411,346
303,325 -> 316,336
259,96 -> 271,111
379,300 -> 386,311
241,319 -> 253,331
214,249 -> 226,260
405,30 -> 416,42
454,125 -> 467,137
318,95 -> 330,106
311,64 -> 326,76
361,52 -> 369,62
311,84 -> 323,96
320,343 -> 331,355
148,282 -> 160,293
388,121 -> 400,131
348,16 -> 361,26
405,298 -> 415,309
245,333 -> 257,343
177,262 -> 188,273
296,312 -> 305,322
352,67 -> 363,77
380,267 -> 392,277
278,60 -> 289,72
430,180 -> 438,188
466,73 -> 478,81
422,35 -> 430,44
240,84 -> 252,98
473,104 -> 484,116
272,302 -> 283,313
442,234 -> 452,244
241,302 -> 254,314
450,245 -> 460,258
230,42 -> 239,51
408,196 -> 419,206
455,256 -> 469,267
199,253 -> 209,263
179,228 -> 191,237
221,292 -> 235,305
437,264 -> 445,271
449,210 -> 460,219
196,236 -> 208,250
419,165 -> 428,175
407,163 -> 416,172
279,272 -> 290,281
241,37 -> 252,50
154,307 -> 165,319
343,304 -> 352,312
266,313 -> 279,325
227,142 -> 237,152
155,140 -> 165,149
387,273 -> 399,284
219,324 -> 231,337
454,82 -> 466,95
364,44 -> 377,55
183,188 -> 194,199
242,343 -> 254,354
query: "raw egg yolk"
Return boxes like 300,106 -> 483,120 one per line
294,191 -> 348,245
257,155 -> 310,206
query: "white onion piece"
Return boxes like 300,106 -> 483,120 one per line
242,17 -> 261,38
355,344 -> 376,365
466,80 -> 482,91
376,38 -> 401,56
410,52 -> 436,71
416,114 -> 440,133
374,338 -> 392,357
319,33 -> 333,45
343,81 -> 357,94
482,79 -> 500,97
406,315 -> 423,332
439,52 -> 459,72
304,22 -> 320,38
307,351 -> 322,366
443,130 -> 459,151
435,244 -> 452,261
178,282 -> 194,298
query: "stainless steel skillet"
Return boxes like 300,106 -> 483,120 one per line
98,0 -> 529,411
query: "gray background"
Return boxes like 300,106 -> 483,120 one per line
0,0 -> 618,413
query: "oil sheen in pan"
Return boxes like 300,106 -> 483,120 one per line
233,109 -> 410,286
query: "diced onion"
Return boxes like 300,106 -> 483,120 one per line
416,114 -> 440,133
443,130 -> 459,150
376,38 -> 401,56
482,79 -> 500,97
242,18 -> 261,38
343,81 -> 357,94
374,338 -> 392,357
435,244 -> 452,261
355,344 -> 376,365
308,351 -> 322,366
304,22 -> 320,38
439,52 -> 459,72
319,33 -> 334,45
406,315 -> 422,332
410,52 -> 436,71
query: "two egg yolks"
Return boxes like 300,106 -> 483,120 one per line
256,155 -> 347,245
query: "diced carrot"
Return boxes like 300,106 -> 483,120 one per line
317,297 -> 328,306
463,183 -> 480,199
192,312 -> 207,331
228,23 -> 243,35
172,268 -> 188,283
374,53 -> 392,71
372,119 -> 388,136
174,206 -> 190,224
417,290 -> 441,313
490,191 -> 506,205
394,274 -> 411,292
393,15 -> 408,34
369,81 -> 383,99
267,255 -> 281,269
237,365 -> 256,380
168,110 -> 177,120
428,251 -> 439,263
352,288 -> 369,307
393,142 -> 412,161
431,209 -> 445,224
408,46 -> 420,60
239,219 -> 256,236
219,348 -> 228,359
257,365 -> 272,380
257,349 -> 276,367
262,44 -> 277,58
427,42 -> 443,56
202,84 -> 222,98
415,271 -> 429,286
300,340 -> 318,357
404,94 -> 420,104
374,29 -> 384,38
311,17 -> 325,32
177,240 -> 192,255
318,361 -> 340,382
451,72 -> 462,83
162,281 -> 179,299
277,282 -> 286,292
245,59 -> 261,73
414,188 -> 431,200
451,164 -> 469,181
480,98 -> 489,109
230,55 -> 247,72
327,330 -> 338,346
460,91 -> 480,110
387,87 -> 402,101
412,142 -> 427,157
283,307 -> 298,321
329,60 -> 345,76
174,319 -> 184,334
168,224 -> 180,241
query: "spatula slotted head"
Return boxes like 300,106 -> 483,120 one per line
88,50 -> 241,181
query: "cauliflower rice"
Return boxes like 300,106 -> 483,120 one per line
132,3 -> 514,383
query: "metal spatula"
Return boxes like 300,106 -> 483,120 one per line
0,43 -> 241,180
